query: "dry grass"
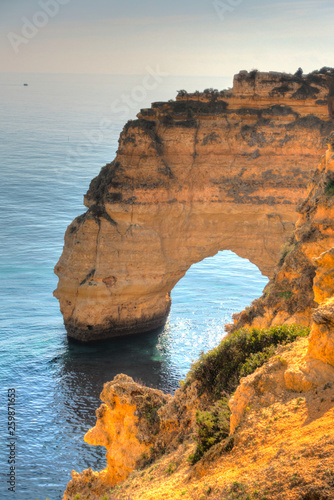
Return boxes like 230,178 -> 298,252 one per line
107,380 -> 334,500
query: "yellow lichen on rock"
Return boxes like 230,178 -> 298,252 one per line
313,249 -> 334,304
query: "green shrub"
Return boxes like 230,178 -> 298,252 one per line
239,346 -> 277,378
325,180 -> 334,197
166,462 -> 177,475
278,240 -> 296,266
188,398 -> 231,464
186,325 -> 310,398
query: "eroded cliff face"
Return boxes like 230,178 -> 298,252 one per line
64,375 -> 171,499
232,133 -> 334,331
54,69 -> 334,341
227,136 -> 334,430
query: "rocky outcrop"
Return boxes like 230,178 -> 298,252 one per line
54,69 -> 334,341
230,337 -> 334,434
308,248 -> 334,366
64,375 -> 171,499
63,374 -> 205,500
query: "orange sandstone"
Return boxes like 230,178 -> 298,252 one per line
63,374 -> 170,499
232,132 -> 334,332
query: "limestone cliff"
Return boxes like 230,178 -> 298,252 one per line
232,132 -> 334,331
54,69 -> 334,341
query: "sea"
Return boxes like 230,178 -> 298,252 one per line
0,72 -> 268,500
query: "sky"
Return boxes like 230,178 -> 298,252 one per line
0,0 -> 333,76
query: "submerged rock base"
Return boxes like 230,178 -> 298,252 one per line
65,305 -> 170,342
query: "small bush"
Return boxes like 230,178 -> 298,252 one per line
249,69 -> 259,79
239,346 -> 277,378
279,240 -> 296,266
186,325 -> 310,398
325,180 -> 334,197
188,398 -> 231,464
312,67 -> 334,75
177,89 -> 188,98
166,462 -> 177,475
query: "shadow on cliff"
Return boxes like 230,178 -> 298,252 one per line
302,382 -> 334,427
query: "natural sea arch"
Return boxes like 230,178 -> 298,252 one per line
54,205 -> 293,342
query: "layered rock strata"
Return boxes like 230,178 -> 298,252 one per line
54,69 -> 334,341
232,132 -> 334,331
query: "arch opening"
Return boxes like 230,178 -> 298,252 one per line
156,250 -> 269,381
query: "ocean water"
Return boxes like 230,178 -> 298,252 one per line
0,73 -> 268,500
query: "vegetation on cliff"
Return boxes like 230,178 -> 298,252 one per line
65,322 -> 334,500
186,324 -> 310,398
186,324 -> 309,464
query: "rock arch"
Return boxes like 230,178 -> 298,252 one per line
54,70 -> 334,341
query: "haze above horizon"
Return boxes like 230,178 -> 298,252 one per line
0,0 -> 333,76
